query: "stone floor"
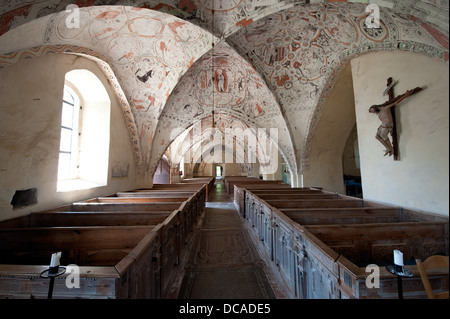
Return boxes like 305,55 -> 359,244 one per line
173,178 -> 286,299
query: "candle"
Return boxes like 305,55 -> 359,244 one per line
393,249 -> 403,266
50,252 -> 62,268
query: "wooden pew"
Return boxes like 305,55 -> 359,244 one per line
253,193 -> 339,200
184,177 -> 215,200
305,222 -> 449,266
101,184 -> 207,294
0,225 -> 162,299
0,264 -> 122,299
264,198 -> 365,208
240,195 -> 342,299
75,185 -> 207,296
141,177 -> 214,200
116,191 -> 195,197
0,225 -> 154,266
115,227 -> 161,299
96,197 -> 189,203
0,184 -> 208,299
238,185 -> 449,299
251,188 -> 322,194
107,186 -> 204,203
224,176 -> 285,197
280,207 -> 404,225
72,202 -> 182,212
237,187 -> 327,209
181,177 -> 214,183
233,184 -> 293,191
305,222 -> 449,299
232,181 -> 292,215
0,211 -> 173,228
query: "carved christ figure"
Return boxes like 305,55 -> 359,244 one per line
369,89 -> 415,156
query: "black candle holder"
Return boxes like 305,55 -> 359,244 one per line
386,264 -> 413,299
40,266 -> 66,299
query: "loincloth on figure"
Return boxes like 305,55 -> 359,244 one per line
377,124 -> 393,140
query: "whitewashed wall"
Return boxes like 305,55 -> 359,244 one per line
352,51 -> 449,216
0,54 -> 146,221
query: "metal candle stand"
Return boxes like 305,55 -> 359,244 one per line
40,266 -> 66,299
386,264 -> 413,299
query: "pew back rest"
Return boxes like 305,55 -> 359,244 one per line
96,197 -> 189,203
282,208 -> 403,225
71,202 -> 182,211
305,222 -> 449,265
265,199 -> 365,208
0,226 -> 154,266
26,211 -> 173,227
116,192 -> 194,197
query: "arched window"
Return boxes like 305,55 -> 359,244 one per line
58,86 -> 80,180
57,70 -> 111,192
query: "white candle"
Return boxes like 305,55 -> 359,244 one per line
50,252 -> 61,268
393,249 -> 403,266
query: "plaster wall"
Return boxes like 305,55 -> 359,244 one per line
0,54 -> 145,221
302,63 -> 356,193
195,163 -> 214,177
351,51 -> 449,216
342,126 -> 361,177
223,163 -> 247,177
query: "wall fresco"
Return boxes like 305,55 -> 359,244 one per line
228,2 -> 448,169
0,0 -> 448,178
151,41 -> 298,177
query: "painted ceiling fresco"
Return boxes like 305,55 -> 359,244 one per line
167,112 -> 278,173
151,41 -> 296,173
0,0 -> 448,179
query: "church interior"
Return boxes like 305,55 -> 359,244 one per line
0,0 -> 448,300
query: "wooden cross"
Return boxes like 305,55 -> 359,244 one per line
386,77 -> 400,160
386,78 -> 424,160
370,78 -> 423,160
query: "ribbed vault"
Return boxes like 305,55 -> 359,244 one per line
0,0 -> 448,185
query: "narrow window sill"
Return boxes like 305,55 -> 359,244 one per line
57,179 -> 105,192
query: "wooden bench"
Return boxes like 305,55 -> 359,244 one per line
237,185 -> 449,299
71,202 -> 183,212
0,225 -> 154,266
146,177 -> 215,200
305,222 -> 449,266
252,193 -> 339,200
0,211 -> 173,228
233,183 -> 293,192
89,196 -> 190,203
0,224 -> 162,299
181,177 -> 214,183
264,198 -> 365,208
251,188 -> 323,194
305,222 -> 449,299
0,184 -> 208,299
0,264 -> 122,299
232,182 -> 292,215
73,186 -> 208,294
224,177 -> 285,197
116,191 -> 195,197
280,207 -> 404,225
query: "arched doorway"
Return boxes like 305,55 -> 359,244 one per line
342,124 -> 362,197
302,62 -> 356,194
153,155 -> 170,184
215,165 -> 223,178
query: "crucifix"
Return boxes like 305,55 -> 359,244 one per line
369,77 -> 423,160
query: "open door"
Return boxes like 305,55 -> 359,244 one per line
215,165 -> 223,178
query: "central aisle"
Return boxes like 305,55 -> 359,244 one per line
176,178 -> 282,299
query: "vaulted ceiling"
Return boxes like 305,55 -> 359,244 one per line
0,0 -> 448,179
